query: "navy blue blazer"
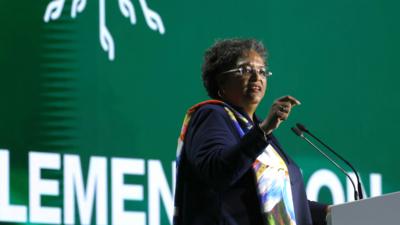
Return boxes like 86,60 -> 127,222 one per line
174,103 -> 327,225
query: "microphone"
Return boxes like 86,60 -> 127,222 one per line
296,123 -> 363,200
291,127 -> 359,200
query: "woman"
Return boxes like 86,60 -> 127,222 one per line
174,38 -> 327,225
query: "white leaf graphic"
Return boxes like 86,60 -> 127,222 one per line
43,0 -> 66,22
43,0 -> 165,60
119,0 -> 137,25
100,26 -> 115,60
99,0 -> 115,60
139,0 -> 165,34
71,0 -> 87,18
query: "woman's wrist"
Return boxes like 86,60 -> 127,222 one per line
257,123 -> 270,140
259,120 -> 273,135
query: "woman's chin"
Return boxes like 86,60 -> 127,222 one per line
245,94 -> 263,105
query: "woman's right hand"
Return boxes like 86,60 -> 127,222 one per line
260,95 -> 301,134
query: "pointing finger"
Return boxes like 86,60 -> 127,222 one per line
277,95 -> 301,106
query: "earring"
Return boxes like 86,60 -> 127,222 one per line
218,89 -> 224,98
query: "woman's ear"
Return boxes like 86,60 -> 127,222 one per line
218,88 -> 225,99
216,75 -> 226,98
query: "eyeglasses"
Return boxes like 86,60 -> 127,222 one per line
220,65 -> 272,78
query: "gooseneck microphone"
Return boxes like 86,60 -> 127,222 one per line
291,127 -> 359,200
296,123 -> 363,200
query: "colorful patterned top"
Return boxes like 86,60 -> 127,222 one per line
176,100 -> 297,225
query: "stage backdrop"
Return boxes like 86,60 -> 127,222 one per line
1,0 -> 400,224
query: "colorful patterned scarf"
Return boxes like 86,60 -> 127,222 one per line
176,100 -> 297,225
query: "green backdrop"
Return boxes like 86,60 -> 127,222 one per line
1,0 -> 399,224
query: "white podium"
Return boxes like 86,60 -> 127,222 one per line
327,191 -> 400,225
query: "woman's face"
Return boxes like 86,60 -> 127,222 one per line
219,50 -> 267,110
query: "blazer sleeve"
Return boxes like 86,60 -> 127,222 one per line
309,200 -> 328,225
184,104 -> 267,191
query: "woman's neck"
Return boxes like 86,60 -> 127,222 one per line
243,104 -> 257,122
223,99 -> 258,122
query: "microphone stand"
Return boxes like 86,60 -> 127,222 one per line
296,123 -> 363,200
291,127 -> 359,200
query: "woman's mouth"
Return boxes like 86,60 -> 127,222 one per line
248,84 -> 262,92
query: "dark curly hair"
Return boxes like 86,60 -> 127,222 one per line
201,38 -> 267,99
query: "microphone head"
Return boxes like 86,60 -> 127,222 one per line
291,127 -> 304,137
296,123 -> 309,132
